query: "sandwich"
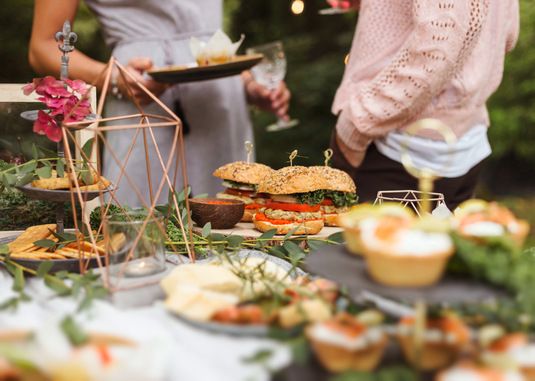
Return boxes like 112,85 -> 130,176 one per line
254,166 -> 328,235
213,161 -> 274,222
308,166 -> 358,226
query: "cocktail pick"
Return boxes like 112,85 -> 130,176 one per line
413,301 -> 427,370
244,141 -> 253,164
288,149 -> 298,166
323,148 -> 333,167
400,119 -> 457,215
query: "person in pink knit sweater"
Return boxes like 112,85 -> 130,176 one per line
330,0 -> 520,210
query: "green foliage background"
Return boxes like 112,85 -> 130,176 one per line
0,0 -> 533,190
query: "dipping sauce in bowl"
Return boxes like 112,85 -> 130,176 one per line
189,198 -> 245,229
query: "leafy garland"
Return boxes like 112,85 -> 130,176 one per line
0,245 -> 108,312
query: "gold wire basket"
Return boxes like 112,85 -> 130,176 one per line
373,118 -> 457,216
374,190 -> 446,217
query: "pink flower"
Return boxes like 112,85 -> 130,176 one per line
33,110 -> 62,142
65,79 -> 89,95
22,76 -> 92,142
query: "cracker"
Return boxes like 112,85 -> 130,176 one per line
31,177 -> 71,190
8,224 -> 56,252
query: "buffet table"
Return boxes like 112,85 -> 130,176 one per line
0,231 -> 291,381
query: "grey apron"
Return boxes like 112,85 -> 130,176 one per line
84,0 -> 253,206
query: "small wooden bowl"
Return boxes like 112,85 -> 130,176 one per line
189,198 -> 245,229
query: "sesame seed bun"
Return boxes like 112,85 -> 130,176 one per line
253,216 -> 324,235
213,161 -> 274,185
309,166 -> 356,193
256,166 -> 330,195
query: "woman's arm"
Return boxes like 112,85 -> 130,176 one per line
336,0 -> 487,166
29,0 -> 168,104
29,0 -> 107,88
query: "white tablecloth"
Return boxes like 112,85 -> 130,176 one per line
0,231 -> 291,381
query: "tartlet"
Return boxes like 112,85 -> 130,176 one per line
454,199 -> 530,248
436,362 -> 526,381
360,214 -> 454,287
306,311 -> 387,373
338,203 -> 413,256
397,314 -> 471,370
481,332 -> 535,381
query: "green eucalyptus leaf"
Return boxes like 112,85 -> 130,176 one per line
33,239 -> 56,249
226,235 -> 244,248
56,159 -> 65,178
4,173 -> 17,186
35,166 -> 52,179
242,349 -> 273,364
36,261 -> 54,278
19,161 -> 37,174
12,267 -> 24,292
61,316 -> 89,346
31,144 -> 39,160
0,244 -> 9,255
202,222 -> 212,238
282,226 -> 299,241
44,276 -> 71,295
327,231 -> 344,244
15,173 -> 34,187
81,138 -> 95,162
81,168 -> 94,186
259,229 -> 277,241
307,239 -> 327,252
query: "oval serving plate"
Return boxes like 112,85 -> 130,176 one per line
167,249 -> 306,337
148,54 -> 263,84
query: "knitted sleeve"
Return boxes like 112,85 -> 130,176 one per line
336,0 -> 489,153
505,0 -> 520,53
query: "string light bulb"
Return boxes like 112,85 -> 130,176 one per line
291,0 -> 305,15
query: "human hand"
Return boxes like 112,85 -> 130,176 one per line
335,134 -> 366,167
244,73 -> 291,120
116,57 -> 169,105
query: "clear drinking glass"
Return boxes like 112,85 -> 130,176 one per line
246,41 -> 299,132
105,210 -> 166,278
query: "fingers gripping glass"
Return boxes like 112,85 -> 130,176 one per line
246,41 -> 299,132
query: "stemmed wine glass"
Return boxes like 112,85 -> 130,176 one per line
246,41 -> 299,132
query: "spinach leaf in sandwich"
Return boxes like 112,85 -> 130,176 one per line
296,190 -> 325,205
295,190 -> 359,207
327,191 -> 359,208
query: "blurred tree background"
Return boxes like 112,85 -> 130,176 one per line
0,0 -> 534,229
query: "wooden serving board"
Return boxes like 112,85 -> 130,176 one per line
192,222 -> 342,240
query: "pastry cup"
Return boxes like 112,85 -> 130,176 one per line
521,366 -> 535,381
364,248 -> 453,287
306,327 -> 387,373
397,335 -> 460,370
342,226 -> 365,256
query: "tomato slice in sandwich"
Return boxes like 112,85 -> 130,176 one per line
245,203 -> 264,210
265,202 -> 321,213
321,199 -> 334,206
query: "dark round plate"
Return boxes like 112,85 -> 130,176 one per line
0,234 -> 104,274
148,54 -> 263,84
17,184 -> 111,203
